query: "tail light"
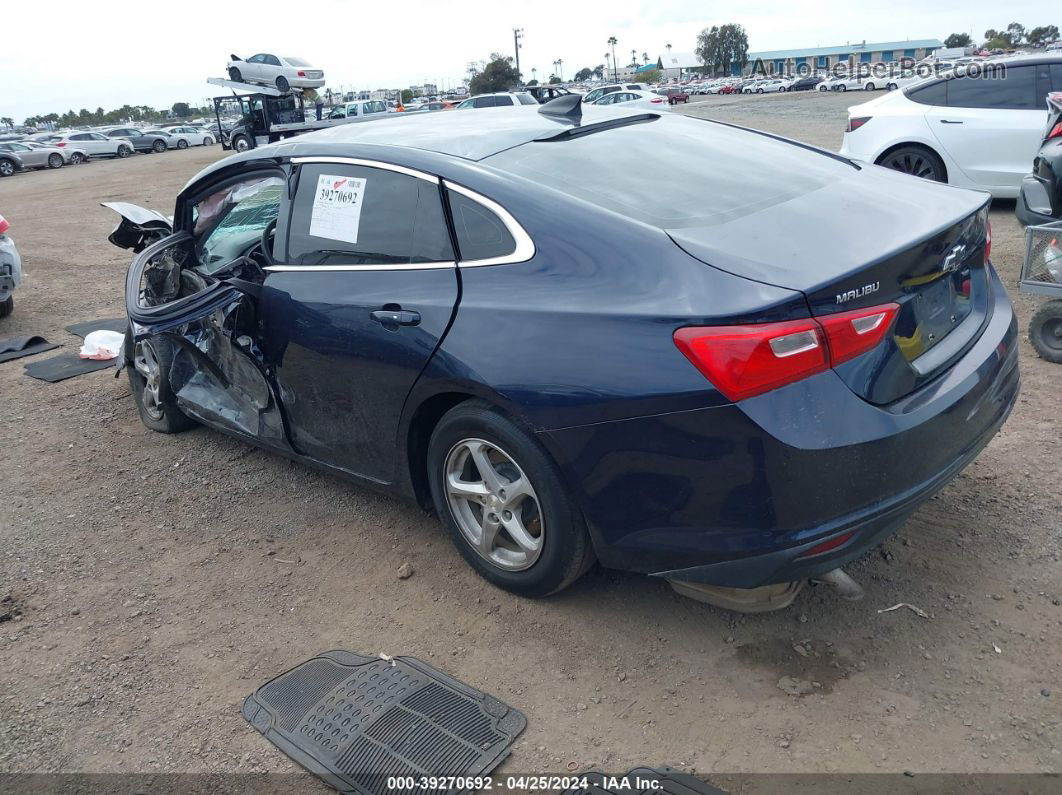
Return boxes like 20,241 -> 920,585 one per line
650,97 -> 664,103
0,215 -> 8,235
55,141 -> 66,147
985,220 -> 992,264
846,116 -> 871,132
674,303 -> 900,401
297,70 -> 306,77
797,530 -> 855,558
1047,120 -> 1062,141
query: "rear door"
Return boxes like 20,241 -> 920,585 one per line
260,157 -> 459,482
927,64 -> 1048,190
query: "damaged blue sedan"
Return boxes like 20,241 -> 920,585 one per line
108,97 -> 1018,609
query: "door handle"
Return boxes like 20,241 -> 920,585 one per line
938,119 -> 964,124
371,309 -> 421,327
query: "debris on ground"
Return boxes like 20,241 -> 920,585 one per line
397,562 -> 414,579
878,602 -> 931,619
776,676 -> 815,697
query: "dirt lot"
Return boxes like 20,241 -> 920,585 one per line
1,91 -> 1060,785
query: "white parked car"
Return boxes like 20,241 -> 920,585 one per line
753,79 -> 789,93
53,131 -> 134,158
149,126 -> 215,147
226,53 -> 325,91
327,100 -> 390,120
590,88 -> 669,110
455,93 -> 539,109
581,84 -> 646,103
828,74 -> 868,92
839,55 -> 1061,197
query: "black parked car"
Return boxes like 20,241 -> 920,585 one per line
102,127 -> 169,154
1017,91 -> 1062,225
788,74 -> 824,91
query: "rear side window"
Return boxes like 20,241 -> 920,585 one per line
495,96 -> 514,106
447,189 -> 516,261
1053,64 -> 1062,92
947,66 -> 1037,109
286,163 -> 453,266
473,97 -> 494,108
906,79 -> 948,106
517,94 -> 538,105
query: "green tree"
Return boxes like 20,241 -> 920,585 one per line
400,89 -> 413,103
592,64 -> 604,79
574,67 -> 594,82
171,102 -> 191,117
1006,22 -> 1027,44
469,53 -> 521,94
548,74 -> 561,84
695,23 -> 749,75
944,33 -> 973,48
525,79 -> 539,86
1027,25 -> 1060,46
638,68 -> 661,84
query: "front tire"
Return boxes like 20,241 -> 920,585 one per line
229,67 -> 242,82
117,145 -> 132,158
232,135 -> 251,152
0,295 -> 12,318
0,159 -> 15,177
70,152 -> 85,164
203,136 -> 214,146
427,400 -> 594,597
47,153 -> 63,169
866,82 -> 876,91
887,82 -> 898,91
1029,300 -> 1062,363
127,333 -> 197,433
838,84 -> 847,92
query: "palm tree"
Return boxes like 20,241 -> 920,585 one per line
630,49 -> 637,67
608,37 -> 618,80
642,52 -> 649,64
556,58 -> 563,80
666,43 -> 672,53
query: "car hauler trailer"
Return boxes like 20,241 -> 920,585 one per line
207,77 -> 378,152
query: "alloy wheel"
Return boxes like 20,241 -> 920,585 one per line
444,438 -> 544,571
0,160 -> 14,176
882,150 -> 941,180
133,340 -> 164,421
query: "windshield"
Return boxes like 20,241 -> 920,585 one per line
194,175 -> 284,272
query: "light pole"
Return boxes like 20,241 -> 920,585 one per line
556,58 -> 563,81
513,27 -> 524,84
531,67 -> 537,84
608,37 -> 618,81
604,53 -> 610,81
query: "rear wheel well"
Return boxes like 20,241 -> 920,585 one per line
874,142 -> 948,182
406,393 -> 477,510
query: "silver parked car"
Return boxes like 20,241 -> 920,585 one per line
22,141 -> 90,164
0,141 -> 66,169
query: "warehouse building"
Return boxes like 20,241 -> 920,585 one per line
737,39 -> 944,75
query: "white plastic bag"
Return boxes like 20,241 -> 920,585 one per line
79,329 -> 125,360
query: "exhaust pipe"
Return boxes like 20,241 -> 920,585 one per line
813,568 -> 864,601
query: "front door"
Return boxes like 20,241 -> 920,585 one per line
259,158 -> 459,483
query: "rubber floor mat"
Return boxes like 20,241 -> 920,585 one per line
568,768 -> 727,795
243,650 -> 526,795
64,317 -> 127,338
24,353 -> 114,382
0,336 -> 59,363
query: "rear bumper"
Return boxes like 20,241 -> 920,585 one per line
0,236 -> 22,299
540,267 -> 1020,587
1016,173 -> 1059,226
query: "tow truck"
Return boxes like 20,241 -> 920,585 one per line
207,77 -> 383,152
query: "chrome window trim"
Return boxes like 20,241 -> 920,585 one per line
444,180 -> 535,267
265,262 -> 455,273
290,156 -> 439,184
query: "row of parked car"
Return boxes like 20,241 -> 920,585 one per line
0,124 -> 218,177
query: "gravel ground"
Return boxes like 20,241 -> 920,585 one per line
1,91 -> 1060,784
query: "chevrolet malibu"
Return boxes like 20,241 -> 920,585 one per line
107,98 -> 1018,608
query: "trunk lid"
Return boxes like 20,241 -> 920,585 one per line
668,169 -> 991,405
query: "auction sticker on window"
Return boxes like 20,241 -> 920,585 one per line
310,174 -> 367,244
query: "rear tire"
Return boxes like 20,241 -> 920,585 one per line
838,84 -> 847,92
427,400 -> 594,598
887,82 -> 898,91
151,139 -> 166,153
47,153 -> 63,169
1029,300 -> 1062,364
877,145 -> 947,182
126,331 -> 197,433
229,67 -> 242,82
203,136 -> 214,146
176,139 -> 188,150
866,82 -> 876,91
0,295 -> 12,318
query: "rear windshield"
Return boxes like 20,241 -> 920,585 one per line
284,57 -> 311,67
484,117 -> 852,229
